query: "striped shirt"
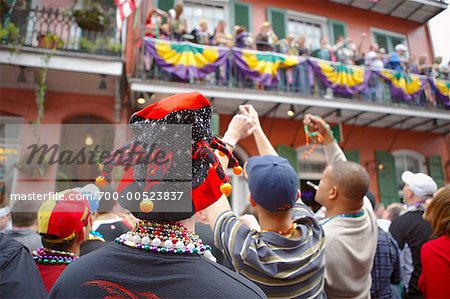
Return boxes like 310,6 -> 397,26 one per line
214,203 -> 326,298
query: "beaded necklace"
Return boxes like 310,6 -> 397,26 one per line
32,247 -> 78,265
302,123 -> 333,159
261,223 -> 298,238
320,210 -> 365,225
115,221 -> 216,262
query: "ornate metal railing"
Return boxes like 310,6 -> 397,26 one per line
1,6 -> 121,56
135,38 -> 449,111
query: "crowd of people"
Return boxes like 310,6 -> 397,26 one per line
1,91 -> 449,298
142,4 -> 450,108
145,4 -> 450,79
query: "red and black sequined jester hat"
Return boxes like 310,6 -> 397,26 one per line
95,92 -> 242,221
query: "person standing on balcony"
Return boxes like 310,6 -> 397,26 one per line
255,22 -> 278,52
168,3 -> 187,41
206,105 -> 326,298
211,21 -> 229,46
190,19 -> 211,45
389,171 -> 436,299
387,44 -> 408,72
365,43 -> 385,103
419,185 -> 450,298
277,34 -> 297,91
293,35 -> 311,95
313,37 -> 335,98
305,114 -> 378,299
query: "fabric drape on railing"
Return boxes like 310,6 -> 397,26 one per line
374,70 -> 426,101
231,48 -> 305,86
428,78 -> 450,106
308,59 -> 370,96
144,37 -> 229,79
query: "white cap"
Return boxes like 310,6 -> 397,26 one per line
395,44 -> 407,52
401,171 -> 437,198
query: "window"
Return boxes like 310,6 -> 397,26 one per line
183,0 -> 227,34
393,150 -> 426,189
328,19 -> 348,44
287,11 -> 328,50
371,28 -> 407,54
233,2 -> 251,32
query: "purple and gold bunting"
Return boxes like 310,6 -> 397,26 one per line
308,59 -> 370,96
231,48 -> 305,86
144,37 -> 229,80
428,78 -> 450,106
375,70 -> 427,101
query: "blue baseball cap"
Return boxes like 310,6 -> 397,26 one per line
245,155 -> 299,211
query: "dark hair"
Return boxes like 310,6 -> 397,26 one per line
329,161 -> 370,202
42,236 -> 77,252
11,200 -> 40,227
97,186 -> 116,213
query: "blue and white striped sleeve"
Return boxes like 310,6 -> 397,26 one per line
213,211 -> 254,272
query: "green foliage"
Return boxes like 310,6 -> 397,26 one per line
38,32 -> 64,50
78,36 -> 121,54
73,0 -> 110,32
0,22 -> 20,45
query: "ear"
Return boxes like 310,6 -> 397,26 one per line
249,196 -> 257,208
329,186 -> 338,200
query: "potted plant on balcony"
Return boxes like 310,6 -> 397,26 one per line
73,0 -> 110,32
0,22 -> 20,45
37,32 -> 64,50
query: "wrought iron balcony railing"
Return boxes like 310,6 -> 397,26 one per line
1,6 -> 121,56
135,38 -> 450,112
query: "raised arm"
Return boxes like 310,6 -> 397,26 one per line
240,104 -> 278,156
205,114 -> 253,230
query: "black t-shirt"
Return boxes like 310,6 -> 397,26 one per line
49,242 -> 265,299
95,220 -> 130,242
389,210 -> 432,296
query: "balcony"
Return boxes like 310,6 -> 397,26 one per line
130,38 -> 450,135
1,5 -> 121,56
328,0 -> 448,23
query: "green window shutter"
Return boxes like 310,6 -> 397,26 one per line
156,0 -> 174,12
276,145 -> 298,173
374,33 -> 389,53
328,19 -> 347,44
232,2 -> 251,32
330,123 -> 343,143
427,155 -> 445,188
267,7 -> 286,39
375,150 -> 399,205
345,150 -> 360,164
211,113 -> 220,136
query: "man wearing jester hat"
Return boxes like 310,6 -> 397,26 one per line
50,92 -> 265,298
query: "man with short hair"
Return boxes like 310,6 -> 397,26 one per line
206,105 -> 326,298
34,190 -> 92,292
4,200 -> 42,251
389,171 -> 436,299
304,114 -> 378,298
